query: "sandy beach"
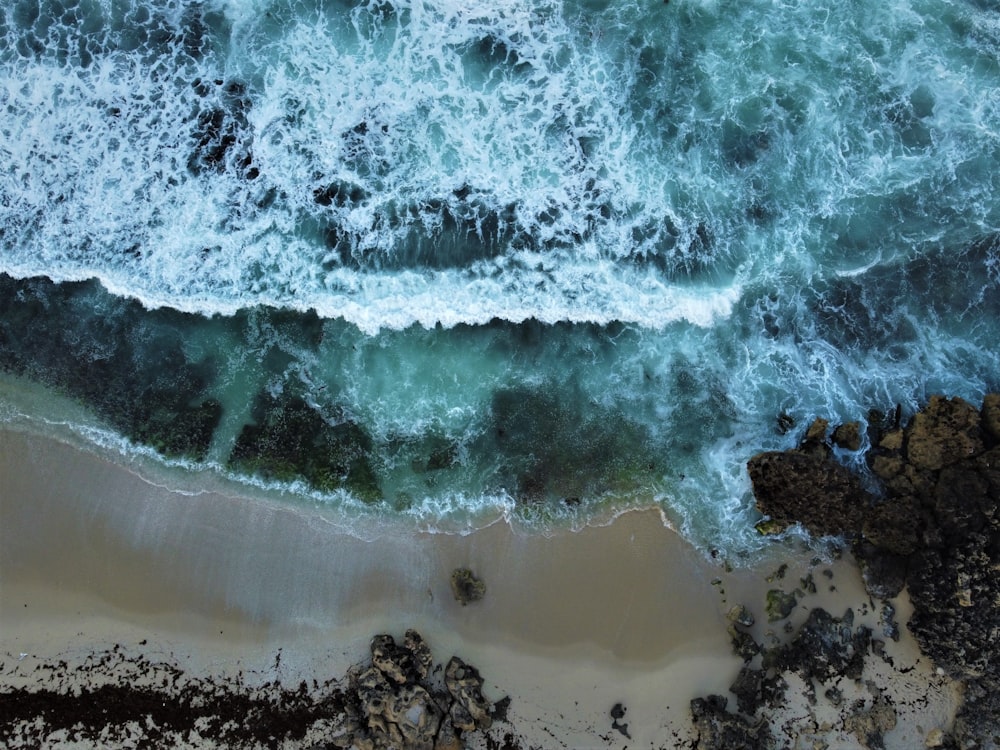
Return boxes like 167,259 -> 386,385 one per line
1,425 -> 960,748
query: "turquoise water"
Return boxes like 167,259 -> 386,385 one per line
1,0 -> 998,554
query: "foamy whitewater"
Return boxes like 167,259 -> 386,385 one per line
1,0 -> 999,553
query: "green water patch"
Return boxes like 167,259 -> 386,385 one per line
481,383 -> 661,505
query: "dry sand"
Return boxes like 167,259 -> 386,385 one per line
0,426 -> 960,748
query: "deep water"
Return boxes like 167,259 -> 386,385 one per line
1,0 -> 998,553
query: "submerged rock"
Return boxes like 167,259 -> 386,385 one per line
228,391 -> 380,501
0,275 -> 222,462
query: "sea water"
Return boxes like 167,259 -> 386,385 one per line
1,0 -> 998,556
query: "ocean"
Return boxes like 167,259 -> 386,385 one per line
1,0 -> 998,556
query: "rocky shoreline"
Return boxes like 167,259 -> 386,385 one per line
715,393 -> 1000,750
2,395 -> 997,749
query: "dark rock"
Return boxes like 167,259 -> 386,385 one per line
879,603 -> 899,642
780,608 -> 869,684
370,631 -> 431,685
450,568 -> 485,605
736,395 -> 1000,750
730,630 -> 761,662
485,385 -> 661,505
832,421 -> 863,451
800,572 -> 817,594
403,630 -> 432,681
0,276 -> 223,462
433,720 -> 463,750
690,695 -> 772,750
983,394 -> 1000,444
726,605 -> 755,629
610,703 -> 631,738
338,631 -> 495,750
766,563 -> 788,582
729,667 -> 764,715
904,395 -> 983,471
754,518 -> 787,535
426,443 -> 458,471
765,589 -> 797,622
862,494 -> 923,556
370,635 -> 408,685
854,543 -> 907,600
747,451 -> 872,537
905,446 -> 1000,686
951,679 -> 1000,750
802,417 -> 830,452
490,695 -> 511,723
229,392 -> 380,501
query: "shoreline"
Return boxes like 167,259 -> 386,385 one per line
1,426 -> 960,748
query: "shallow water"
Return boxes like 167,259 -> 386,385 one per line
1,0 -> 998,554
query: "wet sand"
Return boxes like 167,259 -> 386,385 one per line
0,426 -> 959,748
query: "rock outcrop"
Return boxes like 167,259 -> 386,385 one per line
333,630 -> 499,750
747,419 -> 874,537
747,394 -> 1000,749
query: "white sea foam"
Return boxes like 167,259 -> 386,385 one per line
0,0 -> 749,331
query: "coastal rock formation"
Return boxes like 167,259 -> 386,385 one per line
335,631 -> 498,750
747,394 -> 1000,748
229,390 -> 381,502
445,657 -> 492,732
765,608 -> 870,683
747,445 -> 873,537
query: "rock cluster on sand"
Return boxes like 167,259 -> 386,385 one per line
693,594 -> 894,750
327,629 -> 497,750
746,394 -> 1000,749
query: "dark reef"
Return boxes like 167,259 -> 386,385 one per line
0,275 -> 669,509
229,390 -> 380,501
0,275 -> 221,460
